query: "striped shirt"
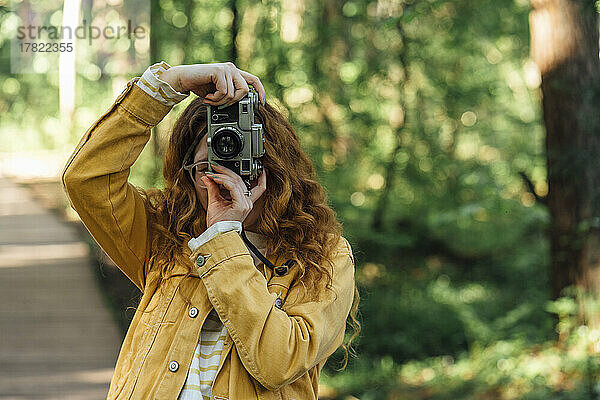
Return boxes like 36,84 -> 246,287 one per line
135,61 -> 188,106
177,309 -> 229,400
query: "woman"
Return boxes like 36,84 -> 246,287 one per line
62,61 -> 360,400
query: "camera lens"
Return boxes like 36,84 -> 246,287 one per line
212,128 -> 243,159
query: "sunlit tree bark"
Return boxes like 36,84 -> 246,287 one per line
149,0 -> 163,185
231,0 -> 239,64
530,0 -> 600,321
59,0 -> 81,133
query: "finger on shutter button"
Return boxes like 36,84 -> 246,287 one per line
168,360 -> 179,372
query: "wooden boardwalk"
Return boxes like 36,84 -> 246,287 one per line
0,178 -> 122,399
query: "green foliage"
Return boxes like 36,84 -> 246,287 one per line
323,308 -> 600,400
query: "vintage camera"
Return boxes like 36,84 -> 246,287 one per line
207,91 -> 264,188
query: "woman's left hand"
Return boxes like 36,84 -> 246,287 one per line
199,164 -> 267,227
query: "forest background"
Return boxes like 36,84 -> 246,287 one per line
1,0 -> 600,399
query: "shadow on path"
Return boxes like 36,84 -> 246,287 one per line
0,178 -> 122,399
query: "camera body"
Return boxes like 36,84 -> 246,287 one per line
207,91 -> 264,187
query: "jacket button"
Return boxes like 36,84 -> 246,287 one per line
196,255 -> 206,267
168,360 -> 179,372
275,298 -> 283,309
188,307 -> 198,318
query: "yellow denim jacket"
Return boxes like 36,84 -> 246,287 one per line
62,78 -> 356,400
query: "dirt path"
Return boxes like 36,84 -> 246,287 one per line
0,178 -> 122,399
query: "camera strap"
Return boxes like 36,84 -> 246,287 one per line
240,227 -> 295,276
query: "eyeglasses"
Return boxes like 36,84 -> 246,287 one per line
183,160 -> 210,188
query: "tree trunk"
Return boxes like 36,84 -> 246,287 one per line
59,0 -> 81,134
371,20 -> 409,231
231,0 -> 239,64
530,0 -> 600,323
149,0 -> 163,185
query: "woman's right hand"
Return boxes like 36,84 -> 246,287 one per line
200,164 -> 267,228
160,62 -> 266,107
